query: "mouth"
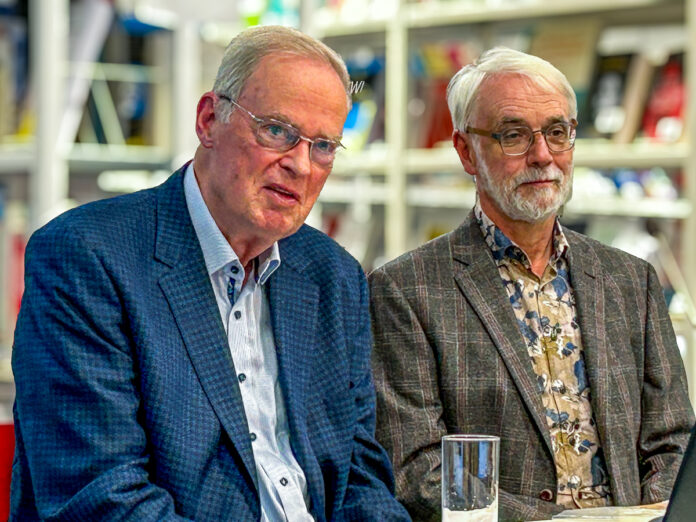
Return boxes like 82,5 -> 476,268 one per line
265,183 -> 300,202
518,178 -> 559,188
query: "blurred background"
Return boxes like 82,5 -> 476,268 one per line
1,0 -> 696,420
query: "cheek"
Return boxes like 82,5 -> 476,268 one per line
555,153 -> 574,172
305,172 -> 330,200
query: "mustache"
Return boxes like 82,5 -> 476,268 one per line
513,167 -> 564,187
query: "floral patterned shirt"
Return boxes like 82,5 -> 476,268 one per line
475,202 -> 612,508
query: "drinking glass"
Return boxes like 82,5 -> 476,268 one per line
442,434 -> 500,522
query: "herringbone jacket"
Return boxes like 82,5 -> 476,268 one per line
370,212 -> 694,521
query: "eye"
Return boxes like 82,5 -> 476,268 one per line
500,127 -> 529,142
313,139 -> 338,155
264,123 -> 290,139
547,124 -> 569,138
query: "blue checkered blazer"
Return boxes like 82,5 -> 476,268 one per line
11,167 -> 409,521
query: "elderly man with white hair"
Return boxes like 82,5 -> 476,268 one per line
369,47 -> 694,521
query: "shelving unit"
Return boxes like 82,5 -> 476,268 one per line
312,0 -> 694,271
308,0 -> 696,403
0,0 -> 188,395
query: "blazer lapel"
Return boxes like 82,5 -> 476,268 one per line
153,169 -> 258,491
450,214 -> 554,458
566,232 -> 624,498
267,239 -> 324,517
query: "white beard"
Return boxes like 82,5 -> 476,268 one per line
474,144 -> 573,223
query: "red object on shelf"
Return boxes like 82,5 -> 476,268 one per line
0,423 -> 14,521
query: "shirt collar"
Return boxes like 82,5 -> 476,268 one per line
183,162 -> 281,284
473,198 -> 569,267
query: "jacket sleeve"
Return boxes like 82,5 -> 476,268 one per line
11,222 -> 190,521
333,265 -> 411,522
638,264 -> 695,503
369,267 -> 564,522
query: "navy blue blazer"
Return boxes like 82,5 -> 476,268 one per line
11,168 -> 409,521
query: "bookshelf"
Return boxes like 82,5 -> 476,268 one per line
307,0 -> 696,404
310,0 -> 694,269
0,0 -> 190,393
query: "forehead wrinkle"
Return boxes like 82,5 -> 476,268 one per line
497,114 -> 571,128
238,55 -> 347,141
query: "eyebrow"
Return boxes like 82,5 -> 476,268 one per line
497,115 -> 569,127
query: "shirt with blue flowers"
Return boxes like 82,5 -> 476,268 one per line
475,201 -> 611,508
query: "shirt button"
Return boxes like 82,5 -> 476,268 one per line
230,266 -> 239,274
539,489 -> 553,501
250,432 -> 256,442
280,477 -> 288,486
238,373 -> 246,383
234,310 -> 242,320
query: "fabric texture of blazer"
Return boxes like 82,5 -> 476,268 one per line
11,167 -> 410,522
369,212 -> 694,522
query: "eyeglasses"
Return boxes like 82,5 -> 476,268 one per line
217,94 -> 344,167
463,119 -> 577,156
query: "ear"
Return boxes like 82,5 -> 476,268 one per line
195,91 -> 218,148
453,130 -> 478,178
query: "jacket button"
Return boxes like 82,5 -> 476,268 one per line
539,489 -> 554,501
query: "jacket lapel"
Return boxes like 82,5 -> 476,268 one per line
267,236 -> 324,517
450,214 -> 554,458
153,169 -> 258,491
565,232 -> 624,499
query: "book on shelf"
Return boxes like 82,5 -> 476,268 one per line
612,53 -> 657,144
580,24 -> 687,142
641,53 -> 685,143
0,11 -> 28,141
580,53 -> 633,139
529,18 -> 600,120
341,50 -> 385,151
0,196 -> 26,350
410,40 -> 480,149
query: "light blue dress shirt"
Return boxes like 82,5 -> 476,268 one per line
184,163 -> 314,521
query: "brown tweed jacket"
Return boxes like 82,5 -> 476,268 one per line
369,212 -> 694,522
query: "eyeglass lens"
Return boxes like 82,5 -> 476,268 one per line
498,123 -> 575,155
255,121 -> 339,166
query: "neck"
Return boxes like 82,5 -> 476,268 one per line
481,200 -> 557,278
192,152 -> 273,281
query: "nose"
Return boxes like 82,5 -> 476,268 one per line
279,138 -> 313,176
526,130 -> 553,167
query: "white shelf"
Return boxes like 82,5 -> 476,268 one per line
68,144 -> 172,172
574,140 -> 688,169
331,147 -> 389,176
565,196 -> 691,219
406,184 -> 476,208
0,143 -> 35,174
308,6 -> 389,38
406,184 -> 691,219
404,140 -> 688,174
404,0 -> 673,29
319,179 -> 388,204
0,143 -> 173,175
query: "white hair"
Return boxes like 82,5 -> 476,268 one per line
212,25 -> 351,121
446,46 -> 577,130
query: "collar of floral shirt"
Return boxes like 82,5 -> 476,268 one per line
473,198 -> 570,272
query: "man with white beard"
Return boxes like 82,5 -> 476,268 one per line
369,47 -> 694,521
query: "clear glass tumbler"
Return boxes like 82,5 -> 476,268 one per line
442,434 -> 500,522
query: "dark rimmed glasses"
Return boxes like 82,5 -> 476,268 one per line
217,94 -> 344,167
463,119 -> 578,156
